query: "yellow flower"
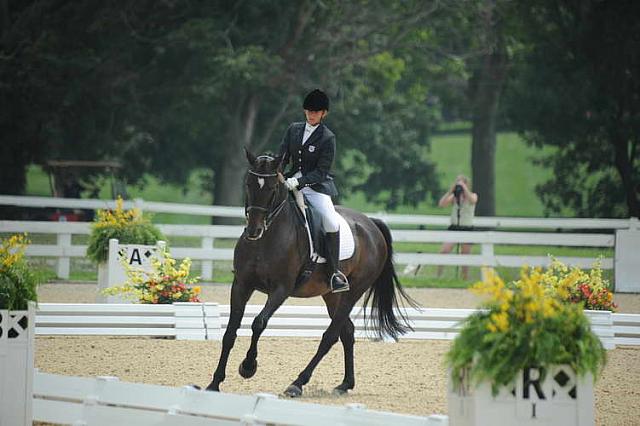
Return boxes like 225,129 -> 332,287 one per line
489,311 -> 509,332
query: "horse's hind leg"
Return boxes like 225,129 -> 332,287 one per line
239,286 -> 289,379
284,296 -> 356,397
323,293 -> 355,395
206,279 -> 253,391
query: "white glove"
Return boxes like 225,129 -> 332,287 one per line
285,177 -> 299,191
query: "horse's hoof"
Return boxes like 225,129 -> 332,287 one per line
205,382 -> 220,392
239,359 -> 257,379
284,384 -> 303,398
332,387 -> 348,396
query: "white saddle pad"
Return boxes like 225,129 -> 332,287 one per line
307,214 -> 355,264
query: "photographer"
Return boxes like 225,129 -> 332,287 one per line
436,175 -> 478,280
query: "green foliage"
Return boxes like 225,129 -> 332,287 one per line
504,0 -> 640,217
447,267 -> 607,395
86,199 -> 164,263
0,235 -> 41,310
0,266 -> 39,311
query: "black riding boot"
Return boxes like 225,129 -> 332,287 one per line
325,231 -> 349,293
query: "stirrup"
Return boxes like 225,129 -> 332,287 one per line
330,271 -> 349,293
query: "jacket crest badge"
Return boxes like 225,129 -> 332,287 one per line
308,145 -> 315,152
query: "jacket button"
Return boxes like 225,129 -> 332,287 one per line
298,150 -> 301,154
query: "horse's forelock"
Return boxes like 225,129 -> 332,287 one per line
254,155 -> 278,173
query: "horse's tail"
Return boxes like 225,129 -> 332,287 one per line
362,218 -> 420,340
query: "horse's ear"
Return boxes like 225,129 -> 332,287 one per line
245,147 -> 257,166
274,154 -> 284,172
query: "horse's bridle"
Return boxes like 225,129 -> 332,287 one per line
245,169 -> 288,239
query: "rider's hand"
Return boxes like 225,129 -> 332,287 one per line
285,177 -> 299,191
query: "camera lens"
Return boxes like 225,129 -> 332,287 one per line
453,184 -> 463,197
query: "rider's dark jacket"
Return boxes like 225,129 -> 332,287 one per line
279,122 -> 338,197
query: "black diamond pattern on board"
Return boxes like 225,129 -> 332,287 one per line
569,386 -> 577,399
18,315 -> 28,330
144,250 -> 152,258
554,370 -> 570,387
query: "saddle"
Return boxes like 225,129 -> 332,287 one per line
290,192 -> 355,287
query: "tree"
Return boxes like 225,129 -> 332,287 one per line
147,1 -> 448,212
2,1 -> 462,217
468,0 -> 510,217
0,0 -> 163,199
504,0 -> 640,217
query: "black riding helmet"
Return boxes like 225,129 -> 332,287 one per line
303,89 -> 329,111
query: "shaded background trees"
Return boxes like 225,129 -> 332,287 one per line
2,0 -> 639,218
503,0 -> 640,217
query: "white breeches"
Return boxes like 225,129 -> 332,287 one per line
301,187 -> 340,233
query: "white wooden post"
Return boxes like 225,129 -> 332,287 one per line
174,303 -> 206,340
614,217 -> 640,292
96,261 -> 109,303
56,233 -> 71,279
584,310 -> 615,350
96,239 -> 119,303
480,243 -> 495,281
201,236 -> 214,281
204,303 -> 222,341
0,302 -> 35,426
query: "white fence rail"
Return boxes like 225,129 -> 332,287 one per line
0,220 -> 618,282
36,303 -> 219,340
1,194 -> 637,229
35,304 -> 639,348
33,371 -> 448,426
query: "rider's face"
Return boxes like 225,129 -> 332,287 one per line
304,109 -> 327,126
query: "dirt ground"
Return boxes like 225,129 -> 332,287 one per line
35,282 -> 640,426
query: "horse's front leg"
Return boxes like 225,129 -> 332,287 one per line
206,280 -> 253,391
239,286 -> 289,379
322,293 -> 356,395
284,300 -> 355,397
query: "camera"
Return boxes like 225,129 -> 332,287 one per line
453,184 -> 463,198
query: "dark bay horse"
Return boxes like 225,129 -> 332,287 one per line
206,150 -> 417,397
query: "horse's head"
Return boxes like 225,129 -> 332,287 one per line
244,148 -> 284,240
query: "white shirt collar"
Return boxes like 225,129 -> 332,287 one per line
302,122 -> 320,144
305,122 -> 319,133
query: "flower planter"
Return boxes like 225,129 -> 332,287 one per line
448,365 -> 594,426
0,302 -> 35,426
98,239 -> 165,303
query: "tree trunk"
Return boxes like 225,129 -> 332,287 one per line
212,95 -> 260,224
470,46 -> 507,217
613,137 -> 640,218
0,144 -> 29,219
